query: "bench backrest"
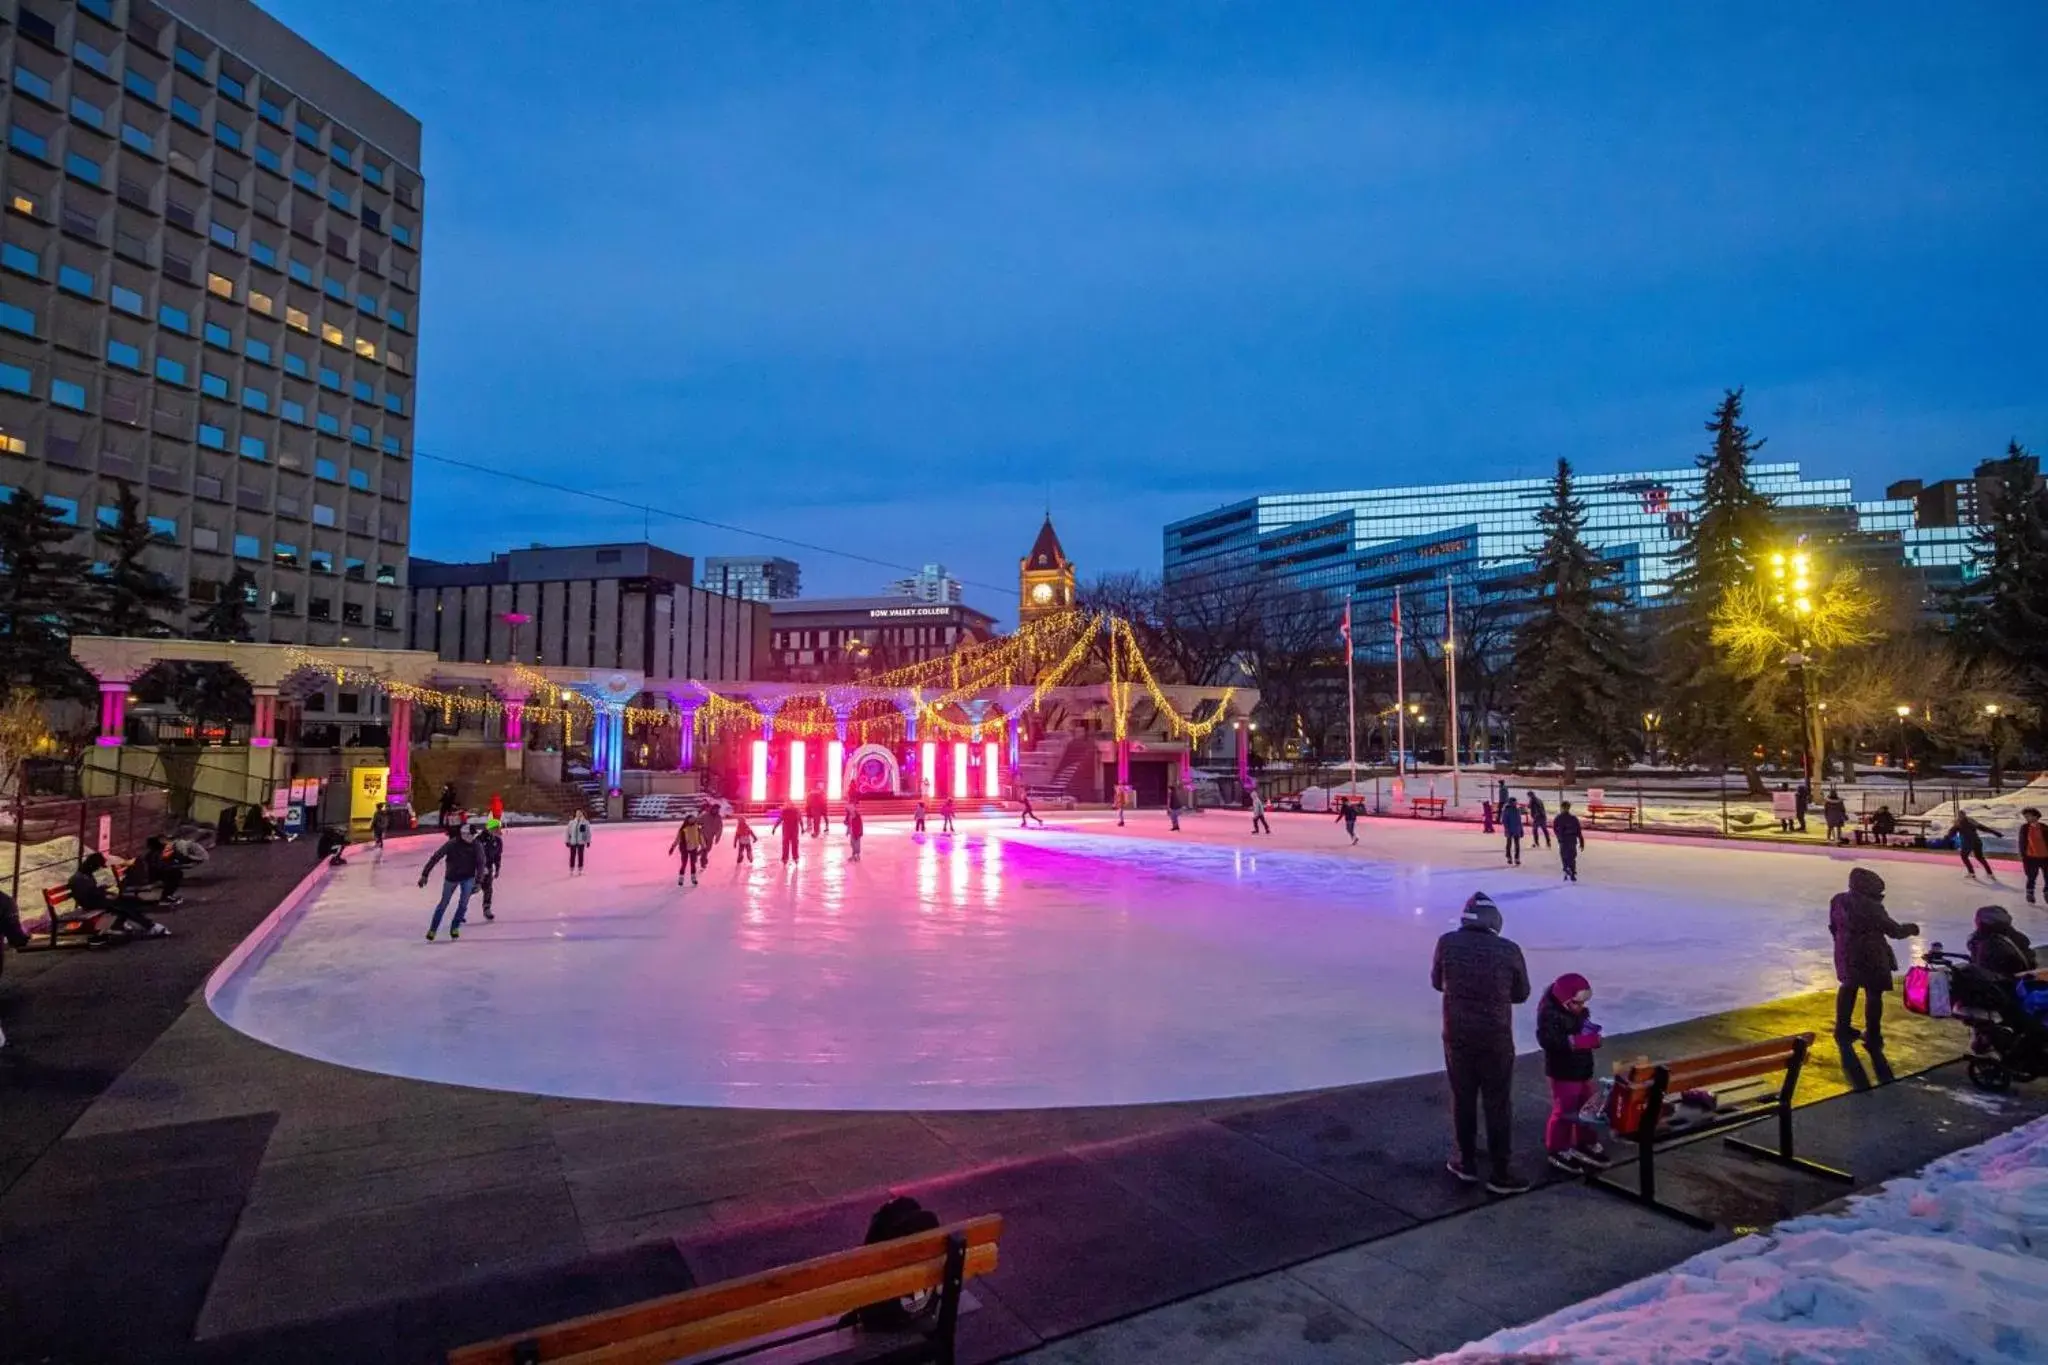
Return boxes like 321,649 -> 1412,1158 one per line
1610,1034 -> 1811,1137
448,1215 -> 1002,1365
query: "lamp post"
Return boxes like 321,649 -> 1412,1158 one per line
1895,705 -> 1915,807
1764,549 -> 1823,784
1642,710 -> 1662,767
1985,703 -> 2004,791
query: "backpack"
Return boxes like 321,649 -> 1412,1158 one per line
846,1195 -> 943,1331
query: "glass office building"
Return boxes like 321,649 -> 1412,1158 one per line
0,0 -> 423,646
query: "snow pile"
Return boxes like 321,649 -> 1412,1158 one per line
1434,1111 -> 2048,1364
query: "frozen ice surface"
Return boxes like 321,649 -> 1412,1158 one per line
207,812 -> 2028,1111
1429,1107 -> 2048,1364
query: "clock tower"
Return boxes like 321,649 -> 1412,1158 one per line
1019,516 -> 1076,623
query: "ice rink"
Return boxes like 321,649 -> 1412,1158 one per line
207,810 -> 2027,1111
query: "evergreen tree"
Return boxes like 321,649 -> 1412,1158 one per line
191,567 -> 257,642
1953,441 -> 2048,712
1659,389 -> 1779,789
1510,458 -> 1643,782
175,568 -> 257,730
0,490 -> 97,699
92,479 -> 183,637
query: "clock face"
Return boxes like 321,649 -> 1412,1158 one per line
1030,582 -> 1054,605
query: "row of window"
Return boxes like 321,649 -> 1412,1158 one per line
16,0 -> 420,205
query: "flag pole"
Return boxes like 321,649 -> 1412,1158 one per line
1344,598 -> 1357,801
1446,574 -> 1461,808
1393,587 -> 1406,778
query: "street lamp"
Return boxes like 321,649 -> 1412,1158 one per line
1985,703 -> 2005,791
1764,549 -> 1822,783
1894,705 -> 1915,806
1642,710 -> 1662,767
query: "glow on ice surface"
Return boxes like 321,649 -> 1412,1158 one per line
208,814 -> 2020,1111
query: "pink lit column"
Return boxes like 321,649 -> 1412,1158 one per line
250,687 -> 279,748
1179,746 -> 1193,791
387,696 -> 413,805
1115,737 -> 1130,788
675,704 -> 698,771
96,681 -> 129,747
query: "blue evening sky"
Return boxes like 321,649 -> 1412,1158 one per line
265,1 -> 2047,621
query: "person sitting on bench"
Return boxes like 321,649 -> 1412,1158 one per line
135,836 -> 188,904
71,853 -> 169,937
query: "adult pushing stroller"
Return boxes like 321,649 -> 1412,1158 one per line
1907,938 -> 2048,1092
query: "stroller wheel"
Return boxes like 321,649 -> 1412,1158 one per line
1967,1056 -> 2013,1093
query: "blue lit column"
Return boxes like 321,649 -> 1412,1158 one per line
604,708 -> 626,789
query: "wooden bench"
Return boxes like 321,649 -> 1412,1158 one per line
35,856 -> 138,948
1584,803 -> 1638,831
1856,813 -> 1932,846
449,1215 -> 1003,1365
1592,1033 -> 1850,1228
1410,797 -> 1447,818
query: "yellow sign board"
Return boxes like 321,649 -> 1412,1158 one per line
349,766 -> 391,821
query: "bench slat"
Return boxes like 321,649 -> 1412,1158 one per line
1615,1034 -> 1811,1086
549,1244 -> 998,1365
449,1217 -> 1001,1365
1661,1054 -> 1801,1095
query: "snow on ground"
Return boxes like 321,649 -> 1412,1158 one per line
1430,1110 -> 2048,1364
205,810 -> 2030,1111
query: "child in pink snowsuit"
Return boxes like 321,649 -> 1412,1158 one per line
1535,972 -> 1609,1172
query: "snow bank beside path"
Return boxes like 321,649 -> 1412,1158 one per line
1433,1111 -> 2048,1364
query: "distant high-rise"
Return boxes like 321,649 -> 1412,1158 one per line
889,561 -> 963,605
0,0 -> 425,647
703,555 -> 800,601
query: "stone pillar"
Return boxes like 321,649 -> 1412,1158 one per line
1236,720 -> 1251,791
503,698 -> 526,771
250,687 -> 279,748
96,680 -> 129,747
675,703 -> 698,771
388,696 -> 413,805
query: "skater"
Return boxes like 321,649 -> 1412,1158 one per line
1496,778 -> 1510,811
780,800 -> 803,864
370,804 -> 388,854
1536,972 -> 1609,1173
805,786 -> 827,838
1822,789 -> 1848,846
1115,784 -> 1128,827
847,806 -> 864,861
1019,793 -> 1046,827
1250,788 -> 1271,835
565,809 -> 592,873
669,813 -> 705,885
489,792 -> 505,823
1525,791 -> 1551,848
733,815 -> 757,864
1828,867 -> 1920,1048
1795,779 -> 1812,834
1500,797 -> 1523,866
1335,797 -> 1359,846
914,799 -> 927,833
1432,891 -> 1532,1195
1167,782 -> 1182,832
701,799 -> 724,849
1481,800 -> 1494,835
1949,810 -> 2002,880
437,783 -> 459,828
940,795 -> 956,833
476,819 -> 503,919
1553,800 -> 1585,881
2021,808 -> 2048,905
418,824 -> 482,940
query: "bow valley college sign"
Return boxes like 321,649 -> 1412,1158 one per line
867,606 -> 958,619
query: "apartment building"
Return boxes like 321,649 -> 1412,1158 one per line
0,0 -> 422,645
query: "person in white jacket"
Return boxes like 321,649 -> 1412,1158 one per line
565,811 -> 593,874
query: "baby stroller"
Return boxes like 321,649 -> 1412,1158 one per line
1907,945 -> 2048,1092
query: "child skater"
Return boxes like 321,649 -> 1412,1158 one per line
1535,972 -> 1610,1173
669,813 -> 706,886
733,815 -> 757,866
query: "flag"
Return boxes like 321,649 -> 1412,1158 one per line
1339,600 -> 1351,645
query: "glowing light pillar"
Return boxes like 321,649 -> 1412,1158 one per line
604,708 -> 625,790
983,740 -> 1001,798
951,741 -> 968,798
920,741 -> 937,799
787,738 -> 807,802
387,696 -> 413,806
827,704 -> 850,800
749,739 -> 769,802
1116,737 -> 1131,788
674,702 -> 698,771
96,680 -> 129,747
1236,720 -> 1251,792
250,687 -> 279,748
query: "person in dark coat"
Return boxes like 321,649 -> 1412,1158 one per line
1967,904 -> 2035,978
1335,797 -> 1359,845
1500,799 -> 1524,866
437,783 -> 459,828
1795,780 -> 1812,833
805,787 -> 827,838
779,801 -> 803,864
1870,806 -> 1898,845
1535,971 -> 1608,1172
70,853 -> 165,937
418,825 -> 482,940
1949,810 -> 2002,880
1525,792 -> 1551,848
1553,801 -> 1586,881
1167,782 -> 1182,832
1822,790 -> 1849,845
1828,867 -> 1920,1047
1431,892 -> 1532,1194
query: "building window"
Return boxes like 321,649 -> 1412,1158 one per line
316,411 -> 341,435
191,526 -> 220,552
291,166 -> 318,194
234,533 -> 260,559
350,379 -> 374,402
13,66 -> 55,104
310,549 -> 333,574
170,96 -> 204,129
1,242 -> 41,277
325,187 -> 351,214
51,378 -> 87,410
64,152 -> 102,187
242,387 -> 270,413
321,323 -> 345,348
120,122 -> 156,155
107,338 -> 142,370
69,95 -> 106,131
318,365 -> 341,391
288,258 -> 314,285
204,274 -> 234,301
73,40 -> 111,76
219,71 -> 247,103
322,277 -> 347,303
315,457 -> 339,482
273,541 -> 299,567
354,337 -> 379,361
154,355 -> 187,385
10,189 -> 41,218
0,302 -> 35,337
175,46 -> 209,79
214,122 -> 243,152
46,495 -> 80,525
253,143 -> 282,174
313,502 -> 336,526
250,238 -> 278,268
239,434 -> 267,462
384,306 -> 409,331
249,290 -> 275,317
201,371 -> 230,398
361,206 -> 382,233
199,422 -> 226,449
259,96 -> 286,127
281,397 -> 307,425
8,125 -> 52,162
204,321 -> 234,349
286,307 -> 310,333
159,303 -> 191,334
282,350 -> 308,377
209,222 -> 239,251
348,467 -> 371,491
112,283 -> 144,315
380,434 -> 402,455
147,514 -> 177,542
382,391 -> 406,416
349,423 -> 372,447
0,362 -> 32,396
123,67 -> 161,104
244,335 -> 273,364
391,223 -> 413,248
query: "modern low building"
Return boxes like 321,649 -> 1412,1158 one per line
766,596 -> 998,681
1,0 -> 425,647
701,554 -> 800,602
408,541 -> 770,681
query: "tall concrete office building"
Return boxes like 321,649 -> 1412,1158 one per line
0,0 -> 423,647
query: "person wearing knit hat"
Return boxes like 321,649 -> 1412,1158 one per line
1536,972 -> 1608,1173
1432,891 -> 1532,1194
1828,867 -> 1920,1048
